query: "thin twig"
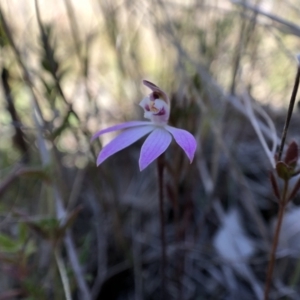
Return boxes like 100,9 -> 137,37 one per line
157,153 -> 167,300
32,73 -> 92,300
1,68 -> 29,163
278,59 -> 300,160
0,6 -> 44,121
34,0 -> 81,122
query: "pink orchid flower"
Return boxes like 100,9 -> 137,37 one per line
91,80 -> 197,171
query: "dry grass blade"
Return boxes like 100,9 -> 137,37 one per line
232,0 -> 300,37
242,92 -> 276,169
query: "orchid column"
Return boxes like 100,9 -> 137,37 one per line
92,80 -> 197,297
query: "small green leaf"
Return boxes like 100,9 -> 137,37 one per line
0,233 -> 19,252
276,161 -> 292,180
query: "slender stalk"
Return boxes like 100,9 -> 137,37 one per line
157,153 -> 167,300
55,248 -> 72,300
278,62 -> 300,160
265,59 -> 300,298
264,180 -> 289,300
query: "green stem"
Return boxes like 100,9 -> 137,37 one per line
264,180 -> 289,300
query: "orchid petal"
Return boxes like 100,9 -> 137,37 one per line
166,126 -> 197,163
97,125 -> 155,166
139,127 -> 172,171
91,121 -> 152,141
142,80 -> 161,91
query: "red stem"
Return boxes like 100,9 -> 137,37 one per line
264,180 -> 289,300
157,153 -> 167,299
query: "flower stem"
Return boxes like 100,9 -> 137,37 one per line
264,180 -> 289,300
278,62 -> 300,161
157,153 -> 167,299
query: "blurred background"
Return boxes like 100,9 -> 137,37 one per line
1,0 -> 300,299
